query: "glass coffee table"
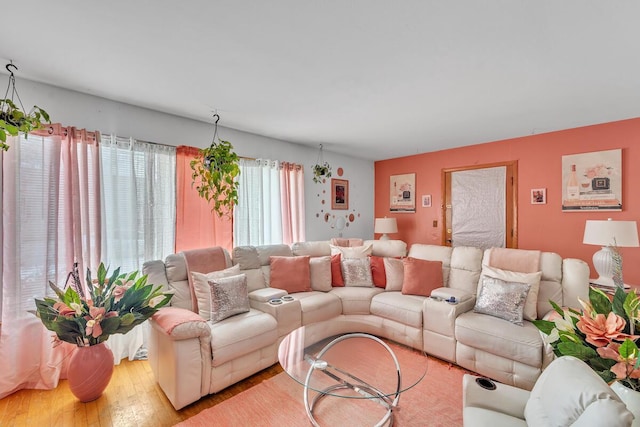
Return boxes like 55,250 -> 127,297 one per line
278,323 -> 428,426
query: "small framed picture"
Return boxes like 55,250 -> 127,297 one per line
531,188 -> 546,205
331,179 -> 349,210
421,194 -> 432,208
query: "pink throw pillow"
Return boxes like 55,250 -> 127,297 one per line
269,256 -> 311,293
331,254 -> 345,287
401,257 -> 443,296
369,256 -> 386,288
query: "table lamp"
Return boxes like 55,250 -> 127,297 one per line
583,218 -> 639,287
375,217 -> 398,241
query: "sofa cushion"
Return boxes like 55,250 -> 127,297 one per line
191,265 -> 241,320
370,292 -> 425,328
257,244 -> 293,265
291,241 -> 331,257
233,246 -> 261,270
209,274 -> 250,323
331,254 -> 345,287
269,256 -> 311,293
330,243 -> 373,259
330,287 -> 383,315
291,291 -> 342,324
243,268 -> 267,292
455,312 -> 543,367
369,255 -> 386,288
480,265 -> 542,321
402,257 -> 443,297
209,308 -> 278,367
474,276 -> 530,326
309,256 -> 332,292
164,253 -> 193,310
384,257 -> 404,291
364,239 -> 407,257
341,258 -> 374,287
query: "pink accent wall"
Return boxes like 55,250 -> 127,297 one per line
375,118 -> 640,285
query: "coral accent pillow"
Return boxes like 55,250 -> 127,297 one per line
401,257 -> 443,296
331,254 -> 345,287
369,256 -> 386,288
269,256 -> 311,293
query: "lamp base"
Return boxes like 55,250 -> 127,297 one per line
591,246 -> 622,288
379,234 -> 390,241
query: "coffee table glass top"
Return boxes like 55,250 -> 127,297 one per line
278,324 -> 428,399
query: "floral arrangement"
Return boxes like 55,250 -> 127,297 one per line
533,286 -> 640,391
34,263 -> 172,347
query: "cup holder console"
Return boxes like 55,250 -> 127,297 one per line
475,377 -> 496,390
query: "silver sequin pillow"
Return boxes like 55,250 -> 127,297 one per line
341,257 -> 374,287
208,274 -> 250,323
474,276 -> 531,326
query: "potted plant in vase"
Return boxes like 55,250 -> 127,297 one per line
533,283 -> 640,423
33,263 -> 173,402
0,63 -> 50,150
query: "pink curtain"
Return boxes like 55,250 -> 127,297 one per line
0,126 -> 101,398
175,146 -> 233,253
280,162 -> 305,244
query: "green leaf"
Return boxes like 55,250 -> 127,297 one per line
532,319 -> 556,335
619,338 -> 639,359
557,341 -> 597,360
589,286 -> 612,315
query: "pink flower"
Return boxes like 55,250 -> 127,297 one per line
53,302 -> 76,318
598,343 -> 640,380
84,306 -> 118,338
113,285 -> 127,303
576,311 -> 631,347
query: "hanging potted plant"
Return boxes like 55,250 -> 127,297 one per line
312,144 -> 332,183
190,114 -> 240,217
0,63 -> 50,150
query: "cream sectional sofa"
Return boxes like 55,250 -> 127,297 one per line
143,240 -> 589,410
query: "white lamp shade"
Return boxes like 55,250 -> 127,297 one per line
375,218 -> 397,240
583,219 -> 640,247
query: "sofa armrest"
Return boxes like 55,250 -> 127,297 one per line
424,288 -> 475,332
463,374 -> 529,420
151,306 -> 211,340
148,307 -> 212,410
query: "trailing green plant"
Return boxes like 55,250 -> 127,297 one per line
190,138 -> 240,217
312,162 -> 332,183
1,64 -> 51,150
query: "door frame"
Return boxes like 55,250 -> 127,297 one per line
441,161 -> 518,248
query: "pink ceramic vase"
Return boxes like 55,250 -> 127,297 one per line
67,342 -> 114,402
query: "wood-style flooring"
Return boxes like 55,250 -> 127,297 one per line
0,358 -> 282,427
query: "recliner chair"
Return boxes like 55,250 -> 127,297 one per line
463,355 -> 634,426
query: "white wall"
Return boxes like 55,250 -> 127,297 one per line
14,78 -> 374,241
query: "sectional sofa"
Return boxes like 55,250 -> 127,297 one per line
143,240 -> 589,410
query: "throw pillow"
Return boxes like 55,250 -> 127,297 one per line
309,256 -> 332,292
369,255 -> 386,288
331,254 -> 345,287
474,276 -> 531,326
269,255 -> 312,293
480,265 -> 542,321
208,274 -> 250,323
191,264 -> 241,320
401,257 -> 443,297
330,243 -> 373,259
383,257 -> 404,291
341,258 -> 374,287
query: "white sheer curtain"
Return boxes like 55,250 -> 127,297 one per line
99,135 -> 176,362
0,129 -> 100,398
234,159 -> 283,246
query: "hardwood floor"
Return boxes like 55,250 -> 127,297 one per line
0,359 -> 283,427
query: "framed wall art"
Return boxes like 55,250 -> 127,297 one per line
561,149 -> 621,211
331,178 -> 349,210
421,194 -> 432,208
531,188 -> 546,205
390,173 -> 416,212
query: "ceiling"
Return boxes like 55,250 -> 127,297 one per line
1,1 -> 639,161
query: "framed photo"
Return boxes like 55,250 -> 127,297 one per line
421,194 -> 432,208
561,149 -> 621,211
390,173 -> 416,212
331,179 -> 349,210
531,188 -> 546,205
